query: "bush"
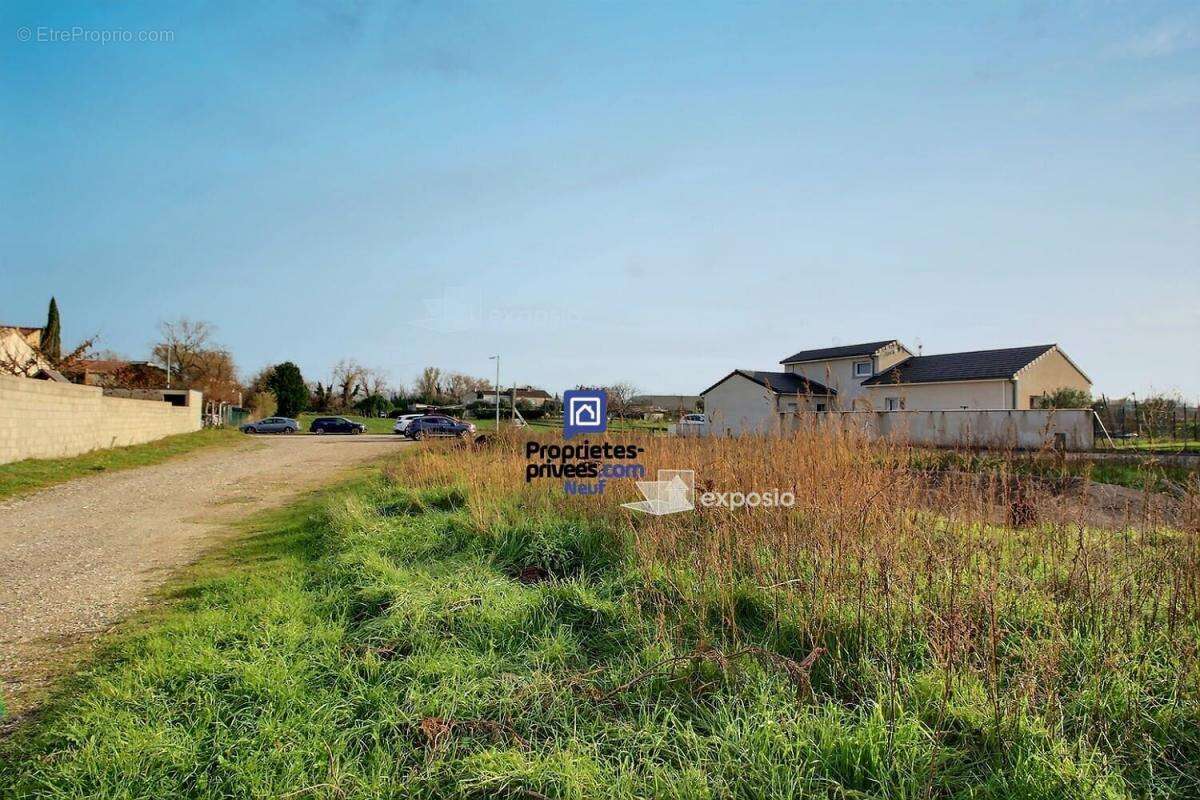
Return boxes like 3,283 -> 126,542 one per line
354,393 -> 391,417
1034,387 -> 1092,409
517,400 -> 547,420
469,401 -> 497,420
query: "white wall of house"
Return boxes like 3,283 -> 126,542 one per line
703,374 -> 779,436
864,379 -> 1013,411
0,328 -> 48,375
786,358 -> 868,409
1014,348 -> 1092,409
783,343 -> 910,410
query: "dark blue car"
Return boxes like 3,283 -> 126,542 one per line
309,416 -> 367,435
405,415 -> 475,440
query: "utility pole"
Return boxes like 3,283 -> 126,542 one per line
489,355 -> 500,428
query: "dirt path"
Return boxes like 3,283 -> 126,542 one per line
0,433 -> 406,713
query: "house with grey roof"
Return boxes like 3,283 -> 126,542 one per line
700,339 -> 1091,435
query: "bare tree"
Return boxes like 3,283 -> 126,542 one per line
152,318 -> 214,384
415,366 -> 444,402
365,367 -> 389,398
331,359 -> 366,408
150,318 -> 242,402
605,381 -> 640,418
445,372 -> 490,402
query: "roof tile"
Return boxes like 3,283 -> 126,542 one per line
780,340 -> 899,364
862,345 -> 1057,386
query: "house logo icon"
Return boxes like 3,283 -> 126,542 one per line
563,389 -> 607,439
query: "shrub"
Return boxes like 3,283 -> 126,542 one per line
1034,387 -> 1091,409
266,361 -> 308,417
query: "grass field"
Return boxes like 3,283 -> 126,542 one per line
913,448 -> 1199,493
0,427 -> 242,502
3,428 -> 1198,798
1102,439 -> 1200,454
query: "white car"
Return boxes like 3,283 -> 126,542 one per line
679,413 -> 708,425
392,414 -> 424,434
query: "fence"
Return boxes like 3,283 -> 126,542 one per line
0,375 -> 202,464
1093,396 -> 1200,452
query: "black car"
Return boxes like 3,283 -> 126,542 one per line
309,416 -> 367,435
404,415 -> 475,440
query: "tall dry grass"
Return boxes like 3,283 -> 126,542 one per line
390,424 -> 1200,729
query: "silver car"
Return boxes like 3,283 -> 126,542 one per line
240,416 -> 299,434
392,413 -> 424,434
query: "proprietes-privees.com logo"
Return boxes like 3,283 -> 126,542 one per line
523,390 -> 794,514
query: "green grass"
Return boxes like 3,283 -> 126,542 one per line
912,448 -> 1198,492
4,468 -> 1198,798
0,427 -> 243,502
1102,439 -> 1200,454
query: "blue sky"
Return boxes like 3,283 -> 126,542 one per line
3,1 -> 1198,398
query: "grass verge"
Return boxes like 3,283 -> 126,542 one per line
3,428 -> 1197,798
911,447 -> 1198,492
0,427 -> 243,502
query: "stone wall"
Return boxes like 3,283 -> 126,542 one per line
0,374 -> 202,465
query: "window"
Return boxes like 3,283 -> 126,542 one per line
854,361 -> 872,377
785,402 -> 798,413
816,403 -> 827,412
885,397 -> 902,411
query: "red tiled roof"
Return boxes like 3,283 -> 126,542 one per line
67,359 -> 163,375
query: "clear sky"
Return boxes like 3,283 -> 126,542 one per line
3,1 -> 1198,399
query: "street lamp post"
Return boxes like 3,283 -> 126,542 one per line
489,355 -> 500,429
164,340 -> 174,389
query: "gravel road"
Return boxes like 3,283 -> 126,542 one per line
0,433 -> 405,713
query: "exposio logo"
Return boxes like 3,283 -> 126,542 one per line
623,470 -> 795,516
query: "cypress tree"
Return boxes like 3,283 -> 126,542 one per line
44,297 -> 62,363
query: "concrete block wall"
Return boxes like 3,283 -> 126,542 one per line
796,409 -> 1095,451
0,374 -> 202,464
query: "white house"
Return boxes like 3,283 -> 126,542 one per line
701,339 -> 1092,436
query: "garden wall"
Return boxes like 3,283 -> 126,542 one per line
0,374 -> 202,465
804,408 -> 1095,451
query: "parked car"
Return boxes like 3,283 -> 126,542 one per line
404,415 -> 475,440
679,413 -> 708,425
392,413 -> 424,434
309,416 -> 367,435
241,417 -> 299,434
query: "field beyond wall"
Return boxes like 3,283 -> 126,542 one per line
3,427 -> 1198,798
